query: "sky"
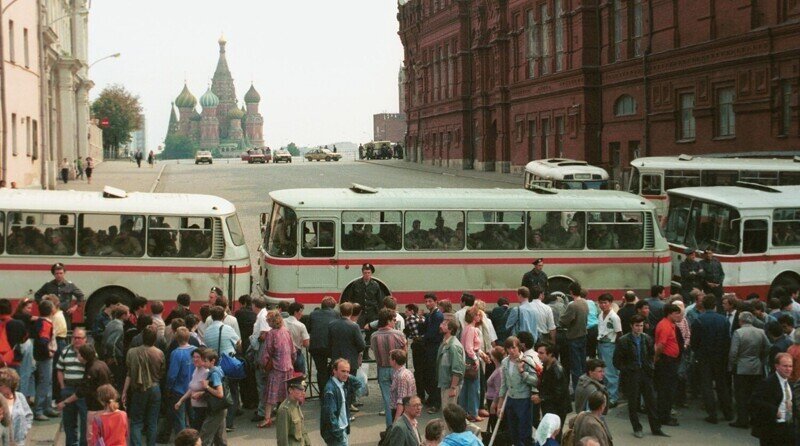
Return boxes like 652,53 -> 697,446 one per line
88,1 -> 405,150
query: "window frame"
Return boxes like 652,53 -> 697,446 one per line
716,87 -> 736,138
679,93 -> 696,141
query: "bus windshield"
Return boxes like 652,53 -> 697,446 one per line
557,180 -> 609,190
267,203 -> 297,257
666,196 -> 740,254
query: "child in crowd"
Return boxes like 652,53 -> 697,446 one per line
424,418 -> 447,446
91,384 -> 128,446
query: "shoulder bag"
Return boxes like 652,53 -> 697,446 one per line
206,372 -> 234,413
217,325 -> 246,380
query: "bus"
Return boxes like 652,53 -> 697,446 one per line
0,187 -> 251,325
663,183 -> 800,297
628,155 -> 800,217
524,158 -> 610,191
258,185 -> 670,304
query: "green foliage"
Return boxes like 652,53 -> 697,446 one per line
211,148 -> 223,158
161,134 -> 197,159
90,85 -> 143,152
286,142 -> 300,156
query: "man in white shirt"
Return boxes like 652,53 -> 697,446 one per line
285,302 -> 311,374
528,285 -> 557,344
205,296 -> 241,338
597,293 -> 623,407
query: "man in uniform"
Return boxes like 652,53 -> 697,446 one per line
35,263 -> 84,328
348,263 -> 384,328
680,248 -> 702,303
699,246 -> 725,311
521,258 -> 548,297
276,373 -> 311,446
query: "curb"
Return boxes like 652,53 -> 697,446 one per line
356,159 -> 522,186
149,164 -> 167,193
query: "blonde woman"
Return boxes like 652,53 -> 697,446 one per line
0,368 -> 31,446
258,311 -> 296,428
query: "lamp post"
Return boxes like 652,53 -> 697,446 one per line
89,52 -> 121,69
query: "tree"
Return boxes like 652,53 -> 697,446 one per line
286,142 -> 300,156
161,134 -> 197,160
90,85 -> 143,158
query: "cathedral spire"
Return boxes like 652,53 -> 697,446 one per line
166,102 -> 178,139
214,35 -> 231,79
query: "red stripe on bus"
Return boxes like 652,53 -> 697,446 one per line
668,245 -> 800,263
263,256 -> 671,267
266,287 -> 651,304
0,263 -> 252,274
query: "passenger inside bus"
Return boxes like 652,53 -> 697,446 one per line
343,219 -> 366,250
430,216 -> 455,244
269,212 -> 297,257
539,211 -> 568,245
404,220 -> 428,249
773,223 -> 799,246
447,224 -> 465,249
588,224 -> 619,249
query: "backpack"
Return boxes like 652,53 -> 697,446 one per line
0,320 -> 17,367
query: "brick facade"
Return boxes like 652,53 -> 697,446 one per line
373,113 -> 407,143
398,0 -> 800,182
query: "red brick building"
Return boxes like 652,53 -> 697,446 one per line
373,113 -> 407,143
398,0 -> 800,184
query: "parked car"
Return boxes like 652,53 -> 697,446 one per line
273,149 -> 292,163
195,151 -> 213,164
305,148 -> 342,162
242,148 -> 267,164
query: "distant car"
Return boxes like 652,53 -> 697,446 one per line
273,149 -> 292,163
195,151 -> 213,164
242,148 -> 267,164
305,148 -> 342,162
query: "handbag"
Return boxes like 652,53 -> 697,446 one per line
217,326 -> 246,380
464,356 -> 479,380
206,375 -> 234,413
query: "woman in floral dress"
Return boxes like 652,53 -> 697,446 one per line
258,310 -> 296,428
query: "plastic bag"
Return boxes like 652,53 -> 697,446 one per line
356,363 -> 370,397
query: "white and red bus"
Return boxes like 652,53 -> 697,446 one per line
628,154 -> 800,218
524,158 -> 610,191
258,185 -> 670,304
664,183 -> 800,297
0,187 -> 251,325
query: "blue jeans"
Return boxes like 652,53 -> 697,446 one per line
35,357 -> 53,416
16,340 -> 35,398
568,336 -> 587,391
225,378 -> 240,429
377,366 -> 393,427
458,364 -> 481,417
61,387 -> 87,446
129,384 -> 161,446
597,342 -> 619,402
506,397 -> 533,446
294,348 -> 307,375
169,392 -> 187,434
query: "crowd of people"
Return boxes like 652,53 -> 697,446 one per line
1,257 -> 799,446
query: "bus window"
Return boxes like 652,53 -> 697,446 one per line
466,211 -> 524,250
641,174 -> 662,195
267,205 -> 297,258
78,214 -> 145,257
404,211 -> 464,250
665,195 -> 692,244
226,215 -> 246,247
664,170 -> 701,190
741,170 -> 779,186
148,216 -> 212,258
685,201 -> 740,255
701,170 -> 738,186
779,172 -> 800,186
527,211 -> 584,249
7,212 -> 75,256
301,221 -> 335,257
742,219 -> 768,254
773,209 -> 800,247
341,211 -> 402,251
0,212 -> 4,254
586,212 -> 641,250
628,168 -> 640,193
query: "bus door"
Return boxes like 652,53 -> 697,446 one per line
298,219 -> 338,288
738,218 -> 769,284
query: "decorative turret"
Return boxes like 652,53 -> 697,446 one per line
175,84 -> 197,108
200,87 -> 220,109
228,106 -> 245,120
166,102 -> 178,139
228,102 -> 245,141
244,84 -> 261,104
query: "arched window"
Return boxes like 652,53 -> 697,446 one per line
614,95 -> 636,116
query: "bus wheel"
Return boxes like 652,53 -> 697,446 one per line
770,273 -> 800,299
85,287 -> 135,330
547,277 -> 573,295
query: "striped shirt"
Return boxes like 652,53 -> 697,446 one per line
56,344 -> 85,385
370,327 -> 406,368
390,366 -> 417,406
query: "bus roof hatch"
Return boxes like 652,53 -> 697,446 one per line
102,186 -> 128,198
349,183 -> 378,194
735,181 -> 781,193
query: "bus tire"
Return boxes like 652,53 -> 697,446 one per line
770,273 -> 800,299
84,287 -> 135,330
547,277 -> 573,296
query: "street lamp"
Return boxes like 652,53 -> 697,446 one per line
89,52 -> 121,69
